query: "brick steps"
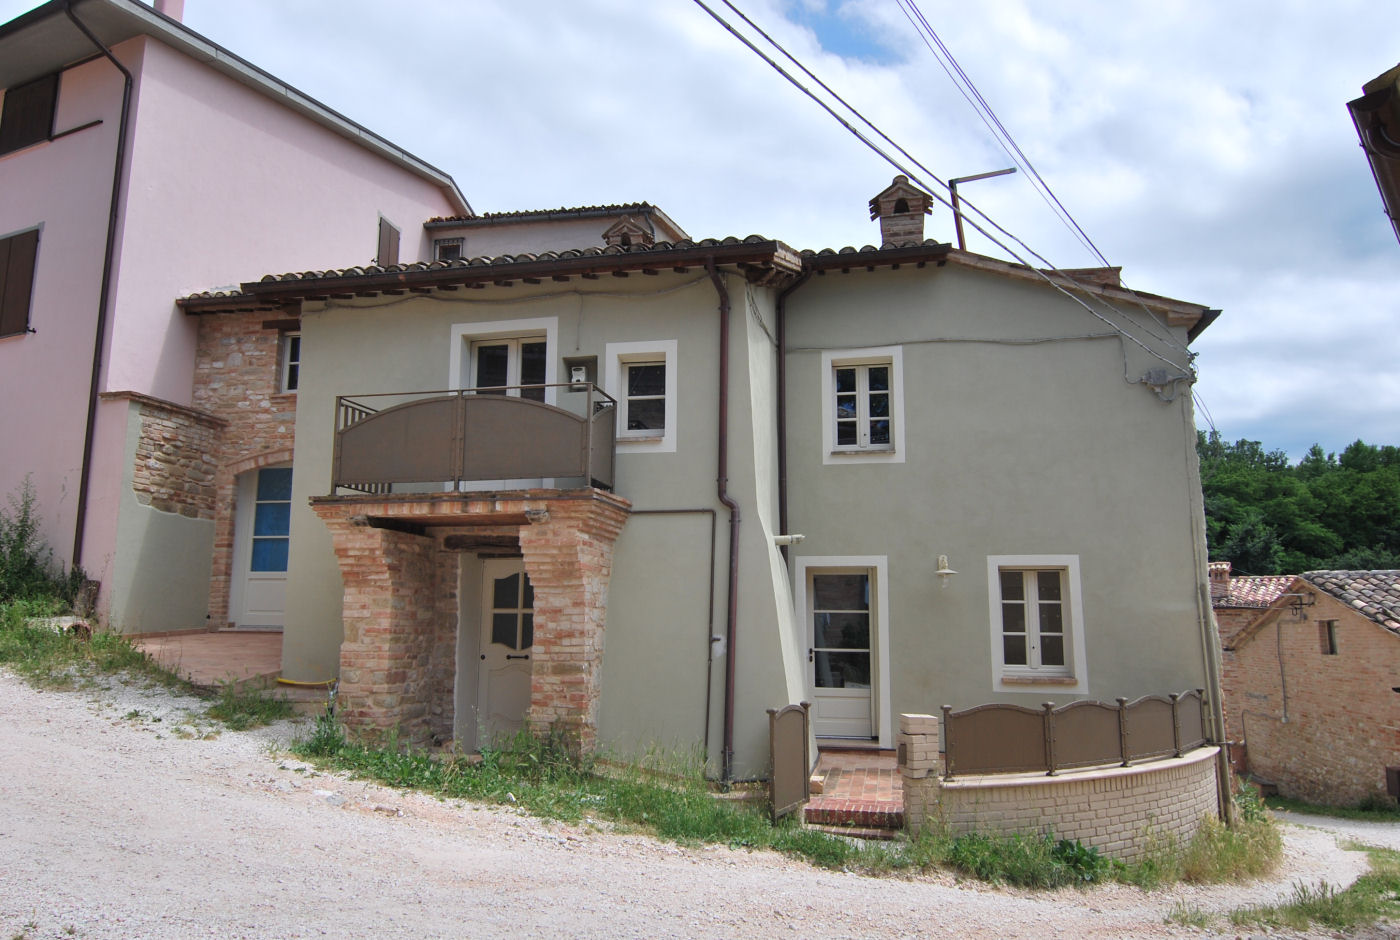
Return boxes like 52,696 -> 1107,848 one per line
803,797 -> 904,831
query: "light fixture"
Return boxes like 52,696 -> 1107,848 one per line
935,554 -> 958,588
772,534 -> 805,547
570,365 -> 588,386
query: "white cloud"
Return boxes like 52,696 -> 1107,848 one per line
3,0 -> 1396,457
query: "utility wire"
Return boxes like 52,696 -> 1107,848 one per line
697,0 -> 1195,373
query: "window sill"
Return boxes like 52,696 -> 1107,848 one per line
1000,674 -> 1078,686
829,448 -> 896,457
619,433 -> 665,444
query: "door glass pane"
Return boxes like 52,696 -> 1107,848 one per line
493,573 -> 519,609
867,366 -> 888,391
813,574 -> 868,610
520,341 -> 546,401
1037,570 -> 1062,601
813,612 -> 869,649
1001,602 -> 1025,634
253,501 -> 290,537
475,344 -> 509,392
492,613 -> 518,649
869,419 -> 890,445
256,467 -> 293,501
999,570 -> 1024,600
836,421 -> 856,445
868,393 -> 889,417
835,367 -> 855,393
835,394 -> 857,419
521,613 -> 533,649
814,651 -> 870,688
250,538 -> 289,573
1039,602 -> 1063,634
522,576 -> 533,608
1041,634 -> 1065,666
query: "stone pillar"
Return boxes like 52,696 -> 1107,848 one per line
518,496 -> 630,754
313,509 -> 448,747
897,712 -> 942,833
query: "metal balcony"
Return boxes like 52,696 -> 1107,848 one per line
331,384 -> 616,494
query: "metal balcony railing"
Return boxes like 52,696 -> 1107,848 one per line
331,383 -> 616,494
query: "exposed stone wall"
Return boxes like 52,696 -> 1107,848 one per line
1232,590 -> 1400,804
311,490 -> 630,751
191,312 -> 298,627
107,392 -> 226,520
899,713 -> 1221,863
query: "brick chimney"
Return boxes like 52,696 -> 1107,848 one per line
154,0 -> 184,22
1208,561 -> 1231,603
868,175 -> 934,246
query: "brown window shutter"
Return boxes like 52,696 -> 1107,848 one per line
0,73 -> 59,155
0,228 -> 39,337
377,217 -> 400,266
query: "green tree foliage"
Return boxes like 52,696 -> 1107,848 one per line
1198,432 -> 1400,575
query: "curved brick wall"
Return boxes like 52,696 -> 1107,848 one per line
900,713 -> 1221,863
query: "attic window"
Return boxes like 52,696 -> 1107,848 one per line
0,73 -> 59,156
434,238 -> 463,262
893,197 -> 910,214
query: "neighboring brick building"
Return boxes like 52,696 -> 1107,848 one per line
1228,570 -> 1400,805
1209,561 -> 1292,743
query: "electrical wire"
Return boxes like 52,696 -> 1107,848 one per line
694,0 -> 1195,375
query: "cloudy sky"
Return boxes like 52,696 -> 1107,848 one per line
6,0 -> 1397,458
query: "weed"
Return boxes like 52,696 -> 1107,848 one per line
204,680 -> 295,730
1165,903 -> 1211,928
1230,847 -> 1400,932
1180,810 -> 1281,883
944,832 -> 1108,888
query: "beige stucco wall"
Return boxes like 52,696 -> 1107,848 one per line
284,271 -> 796,774
784,262 -> 1212,730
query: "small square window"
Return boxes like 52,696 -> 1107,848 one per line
0,227 -> 40,338
280,332 -> 301,392
607,340 -> 677,453
0,73 -> 58,155
434,237 -> 463,261
821,346 -> 904,464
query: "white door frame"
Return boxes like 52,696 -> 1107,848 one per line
794,555 -> 892,748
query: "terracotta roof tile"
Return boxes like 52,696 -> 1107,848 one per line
425,203 -> 661,225
1301,570 -> 1400,633
1214,575 -> 1293,609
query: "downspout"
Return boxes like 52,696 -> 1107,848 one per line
67,0 -> 134,568
707,258 -> 741,786
774,269 -> 812,559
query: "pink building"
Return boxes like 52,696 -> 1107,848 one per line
0,0 -> 466,630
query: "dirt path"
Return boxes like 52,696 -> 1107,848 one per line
0,671 -> 1385,939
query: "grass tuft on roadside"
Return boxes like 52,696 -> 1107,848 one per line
1229,847 -> 1400,933
205,679 -> 296,730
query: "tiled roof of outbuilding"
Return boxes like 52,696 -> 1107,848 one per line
1302,570 -> 1400,633
1215,575 -> 1294,609
425,203 -> 662,225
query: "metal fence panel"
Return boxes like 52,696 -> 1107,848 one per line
769,702 -> 811,823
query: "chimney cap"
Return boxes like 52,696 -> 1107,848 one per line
869,175 -> 934,221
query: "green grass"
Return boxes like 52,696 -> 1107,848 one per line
1267,792 -> 1400,822
1165,903 -> 1212,928
0,596 -> 184,689
204,679 -> 296,730
1229,847 -> 1400,933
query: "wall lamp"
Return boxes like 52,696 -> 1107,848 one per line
936,555 -> 958,588
773,534 -> 805,547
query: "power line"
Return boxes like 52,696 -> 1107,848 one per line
695,0 -> 1196,374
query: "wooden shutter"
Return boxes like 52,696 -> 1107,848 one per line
0,229 -> 39,337
377,217 -> 400,266
0,73 -> 59,155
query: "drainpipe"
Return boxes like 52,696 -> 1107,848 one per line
707,258 -> 741,786
774,269 -> 812,560
66,0 -> 133,569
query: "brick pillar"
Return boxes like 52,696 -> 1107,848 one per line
314,508 -> 448,747
897,712 -> 943,833
518,497 -> 630,754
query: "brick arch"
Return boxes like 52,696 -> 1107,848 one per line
207,447 -> 297,628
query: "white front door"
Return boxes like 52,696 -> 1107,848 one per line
476,559 -> 534,743
230,466 -> 292,630
809,569 -> 874,739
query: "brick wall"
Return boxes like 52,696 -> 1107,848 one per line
1232,590 -> 1400,804
1215,605 -> 1266,742
103,392 -> 227,521
312,490 -> 629,751
899,713 -> 1222,863
191,312 -> 298,626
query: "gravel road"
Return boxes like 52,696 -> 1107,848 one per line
1,670 -> 1392,940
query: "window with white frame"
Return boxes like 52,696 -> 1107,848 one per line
279,332 -> 301,392
606,340 -> 677,453
820,346 -> 904,464
987,555 -> 1088,691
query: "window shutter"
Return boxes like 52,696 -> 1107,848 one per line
0,73 -> 59,155
0,228 -> 39,337
377,218 -> 399,266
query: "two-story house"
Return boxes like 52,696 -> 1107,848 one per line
182,176 -> 1222,782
